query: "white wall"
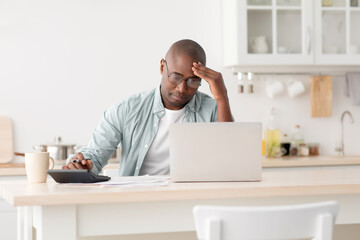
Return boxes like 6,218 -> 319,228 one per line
0,0 -> 359,161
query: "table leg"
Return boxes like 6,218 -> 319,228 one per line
17,207 -> 24,240
24,206 -> 33,240
33,205 -> 76,240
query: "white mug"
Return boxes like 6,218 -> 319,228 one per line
25,152 -> 55,183
266,80 -> 284,98
287,80 -> 305,98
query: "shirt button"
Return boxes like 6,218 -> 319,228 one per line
154,124 -> 157,127
145,144 -> 148,148
136,167 -> 139,170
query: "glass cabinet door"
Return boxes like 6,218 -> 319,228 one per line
243,0 -> 313,64
247,9 -> 273,54
277,9 -> 302,54
350,4 -> 360,55
316,0 -> 360,63
222,0 -> 313,66
322,11 -> 346,54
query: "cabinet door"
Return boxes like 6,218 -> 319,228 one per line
315,0 -> 360,65
223,0 -> 314,66
0,199 -> 17,239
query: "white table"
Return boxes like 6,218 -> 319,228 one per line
1,166 -> 360,240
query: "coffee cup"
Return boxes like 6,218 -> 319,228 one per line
25,152 -> 55,183
266,80 -> 284,98
287,80 -> 305,98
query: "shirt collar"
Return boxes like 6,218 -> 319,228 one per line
153,86 -> 165,114
153,85 -> 200,114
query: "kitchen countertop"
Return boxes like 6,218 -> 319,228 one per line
0,158 -> 119,176
1,156 -> 360,176
262,155 -> 360,168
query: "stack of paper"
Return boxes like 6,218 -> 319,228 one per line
99,175 -> 170,187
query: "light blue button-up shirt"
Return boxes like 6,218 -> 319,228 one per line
80,86 -> 218,175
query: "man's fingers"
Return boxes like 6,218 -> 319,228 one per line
76,153 -> 85,160
192,67 -> 215,80
86,160 -> 93,170
74,162 -> 86,169
62,161 -> 89,170
193,62 -> 214,73
67,163 -> 77,169
68,162 -> 85,169
192,62 -> 217,80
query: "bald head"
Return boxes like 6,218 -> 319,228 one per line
165,39 -> 206,65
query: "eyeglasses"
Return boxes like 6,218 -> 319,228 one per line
163,59 -> 201,89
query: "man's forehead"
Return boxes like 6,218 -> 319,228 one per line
168,57 -> 196,71
167,52 -> 199,65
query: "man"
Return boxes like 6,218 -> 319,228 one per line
62,39 -> 233,175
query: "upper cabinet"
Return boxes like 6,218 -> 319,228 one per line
223,0 -> 360,67
315,0 -> 360,64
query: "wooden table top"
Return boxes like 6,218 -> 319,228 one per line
1,166 -> 360,207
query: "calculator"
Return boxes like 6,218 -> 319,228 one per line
47,169 -> 111,183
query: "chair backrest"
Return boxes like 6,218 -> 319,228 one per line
193,201 -> 338,240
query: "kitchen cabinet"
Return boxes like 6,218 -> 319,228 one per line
0,176 -> 25,240
315,0 -> 360,64
0,199 -> 17,239
223,0 -> 360,67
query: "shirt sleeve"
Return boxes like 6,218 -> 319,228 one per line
211,104 -> 218,122
80,103 -> 124,174
211,102 -> 234,122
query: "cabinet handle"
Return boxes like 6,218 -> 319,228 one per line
306,26 -> 312,55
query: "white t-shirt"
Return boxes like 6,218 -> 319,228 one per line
139,108 -> 185,175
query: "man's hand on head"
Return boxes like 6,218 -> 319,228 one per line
192,62 -> 228,101
192,62 -> 233,122
62,152 -> 94,171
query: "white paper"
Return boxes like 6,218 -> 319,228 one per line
99,175 -> 170,187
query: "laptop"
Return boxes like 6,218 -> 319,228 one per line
169,122 -> 262,182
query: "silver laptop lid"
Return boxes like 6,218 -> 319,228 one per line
169,122 -> 262,182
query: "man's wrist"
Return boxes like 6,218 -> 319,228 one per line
215,93 -> 229,104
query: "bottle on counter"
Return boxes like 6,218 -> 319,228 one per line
299,143 -> 310,157
280,133 -> 290,156
289,124 -> 304,156
308,143 -> 320,156
265,108 -> 281,158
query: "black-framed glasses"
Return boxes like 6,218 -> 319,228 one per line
163,59 -> 201,89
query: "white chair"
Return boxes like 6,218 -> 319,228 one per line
193,201 -> 338,240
